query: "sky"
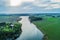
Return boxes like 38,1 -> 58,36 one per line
0,0 -> 60,14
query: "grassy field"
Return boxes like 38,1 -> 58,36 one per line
30,16 -> 60,40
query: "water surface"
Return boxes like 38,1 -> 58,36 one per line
16,16 -> 44,40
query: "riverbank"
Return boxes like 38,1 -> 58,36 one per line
30,16 -> 60,40
33,21 -> 48,40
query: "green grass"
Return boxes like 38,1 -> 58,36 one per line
33,17 -> 60,40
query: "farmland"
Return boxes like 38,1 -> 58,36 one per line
29,14 -> 60,40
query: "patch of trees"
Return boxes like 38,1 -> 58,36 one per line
0,22 -> 22,40
29,16 -> 43,22
0,22 -> 6,26
52,16 -> 56,18
52,15 -> 60,18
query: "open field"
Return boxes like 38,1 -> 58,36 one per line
29,15 -> 60,40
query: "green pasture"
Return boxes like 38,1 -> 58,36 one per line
33,16 -> 60,40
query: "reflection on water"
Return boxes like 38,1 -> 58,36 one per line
16,16 -> 44,40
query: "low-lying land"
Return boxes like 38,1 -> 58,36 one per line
29,15 -> 60,40
0,16 -> 22,40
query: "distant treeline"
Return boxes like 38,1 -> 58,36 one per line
0,13 -> 60,16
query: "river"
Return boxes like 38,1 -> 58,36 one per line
16,16 -> 44,40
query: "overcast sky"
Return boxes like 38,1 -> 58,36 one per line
0,0 -> 60,14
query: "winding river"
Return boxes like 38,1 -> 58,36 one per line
16,16 -> 44,40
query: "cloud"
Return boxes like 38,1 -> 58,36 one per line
45,4 -> 60,9
23,0 -> 34,2
10,0 -> 34,6
32,0 -> 60,9
51,0 -> 60,2
0,0 -> 10,7
0,0 -> 60,13
50,4 -> 60,8
10,0 -> 23,6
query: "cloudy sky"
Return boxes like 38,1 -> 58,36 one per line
0,0 -> 60,14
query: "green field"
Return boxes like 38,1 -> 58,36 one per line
30,15 -> 60,40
